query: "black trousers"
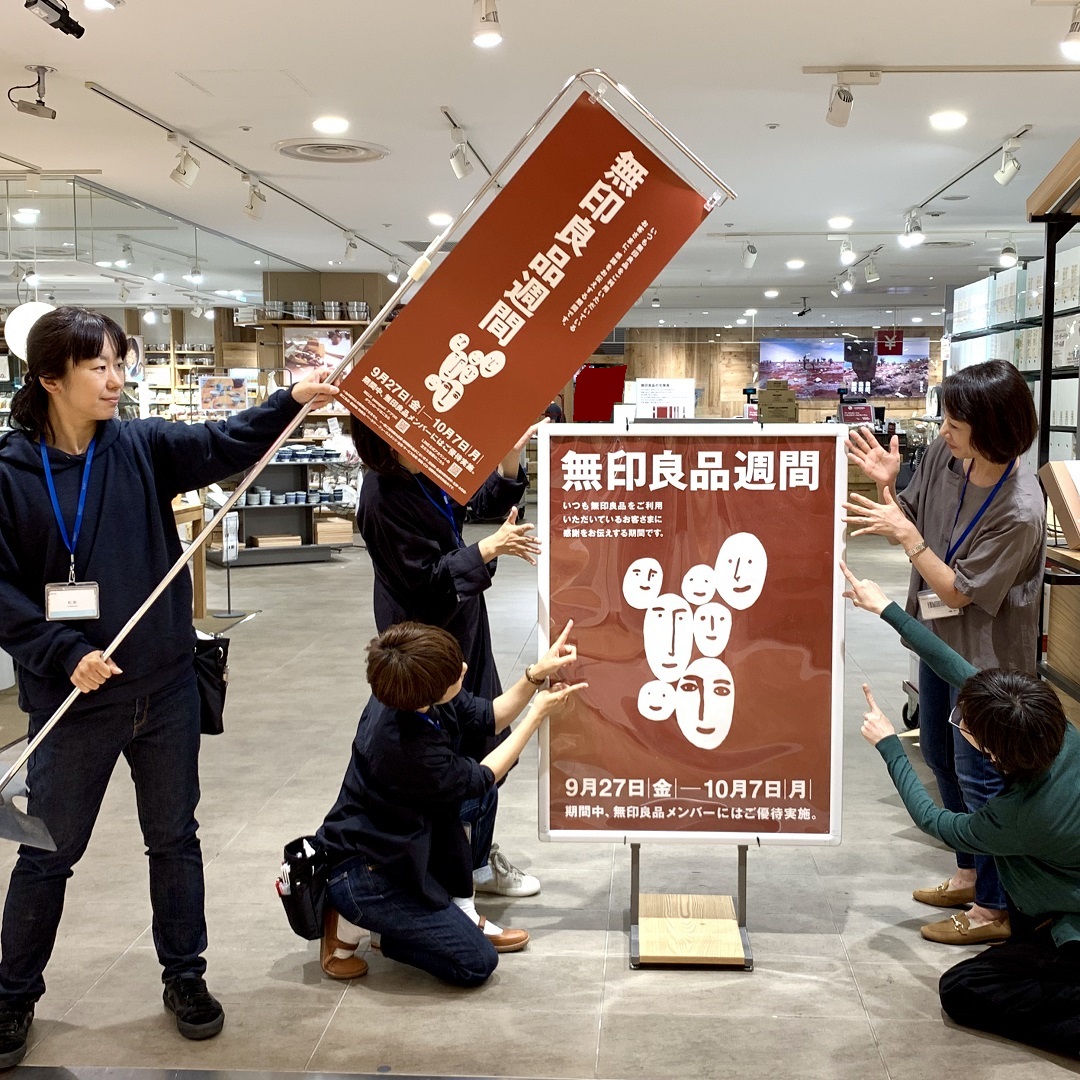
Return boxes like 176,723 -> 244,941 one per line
939,913 -> 1080,1058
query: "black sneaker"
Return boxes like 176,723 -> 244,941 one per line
0,1003 -> 33,1069
162,976 -> 224,1040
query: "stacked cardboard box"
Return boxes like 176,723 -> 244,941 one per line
315,516 -> 354,545
757,379 -> 798,424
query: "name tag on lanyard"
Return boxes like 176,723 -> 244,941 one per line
41,436 -> 101,621
917,588 -> 960,621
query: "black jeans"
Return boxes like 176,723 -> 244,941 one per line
0,671 -> 207,1004
939,913 -> 1080,1058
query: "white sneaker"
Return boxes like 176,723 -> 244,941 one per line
473,843 -> 541,897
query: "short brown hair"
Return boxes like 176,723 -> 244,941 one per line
366,622 -> 464,711
958,669 -> 1066,781
941,360 -> 1037,463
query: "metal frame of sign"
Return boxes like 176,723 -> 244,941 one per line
537,422 -> 848,846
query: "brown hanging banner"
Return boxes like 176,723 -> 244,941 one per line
337,91 -> 715,502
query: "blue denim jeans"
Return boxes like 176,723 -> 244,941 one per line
460,782 -> 497,872
0,670 -> 207,1004
918,661 -> 1006,910
327,861 -> 497,987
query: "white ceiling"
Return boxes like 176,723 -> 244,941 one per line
2,0 -> 1080,325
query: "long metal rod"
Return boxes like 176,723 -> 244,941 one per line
0,67 -> 731,800
915,126 -> 1032,210
82,82 -> 396,261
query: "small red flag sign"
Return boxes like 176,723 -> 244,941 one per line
875,329 -> 904,356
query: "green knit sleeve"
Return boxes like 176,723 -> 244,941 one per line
879,602 -> 978,690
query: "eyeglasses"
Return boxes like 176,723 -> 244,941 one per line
948,706 -> 966,734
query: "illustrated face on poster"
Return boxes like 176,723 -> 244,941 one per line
675,657 -> 735,750
637,680 -> 675,722
622,557 -> 664,608
693,601 -> 732,657
715,532 -> 768,611
680,564 -> 715,605
642,594 -> 693,682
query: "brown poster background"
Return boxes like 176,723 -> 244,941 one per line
539,427 -> 845,841
337,92 -> 713,502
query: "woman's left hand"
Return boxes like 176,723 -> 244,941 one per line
860,683 -> 896,746
290,370 -> 340,405
843,486 -> 918,545
532,619 -> 577,681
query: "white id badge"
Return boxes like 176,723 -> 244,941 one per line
917,588 -> 961,621
45,581 -> 100,621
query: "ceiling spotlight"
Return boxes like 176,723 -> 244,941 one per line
472,0 -> 502,47
117,282 -> 129,303
786,258 -> 805,270
242,174 -> 266,220
191,302 -> 204,319
742,242 -> 758,269
114,242 -> 133,269
830,279 -> 841,299
794,296 -> 812,317
999,238 -> 1018,268
23,269 -> 40,289
143,307 -> 157,325
84,0 -> 119,9
736,318 -> 747,326
839,238 -> 856,266
24,168 -> 41,193
24,0 -> 84,37
994,139 -> 1022,186
827,216 -> 853,230
428,211 -> 453,228
161,307 -> 171,323
203,307 -> 215,320
182,265 -> 204,285
911,316 -> 924,323
898,210 -> 925,248
825,83 -> 853,127
1063,2 -> 1080,60
864,258 -> 880,283
930,110 -> 967,132
650,294 -> 661,308
744,308 -> 758,317
449,127 -> 474,180
168,134 -> 201,189
344,231 -> 359,262
386,258 -> 404,284
841,270 -> 855,293
763,289 -> 779,298
152,267 -> 165,283
312,116 -> 349,135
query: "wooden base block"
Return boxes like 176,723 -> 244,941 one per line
637,893 -> 748,966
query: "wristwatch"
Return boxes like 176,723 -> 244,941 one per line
524,664 -> 546,686
904,540 -> 928,559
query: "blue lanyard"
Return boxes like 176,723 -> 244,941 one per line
40,436 -> 96,583
945,459 -> 1014,566
414,476 -> 462,548
415,710 -> 441,730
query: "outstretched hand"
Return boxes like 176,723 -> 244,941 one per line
478,505 -> 542,565
860,683 -> 896,746
840,560 -> 891,616
845,426 -> 900,487
533,619 -> 577,681
290,369 -> 340,405
842,485 -> 917,545
531,680 -> 589,720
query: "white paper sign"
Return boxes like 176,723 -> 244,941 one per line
635,378 -> 696,420
222,511 -> 240,564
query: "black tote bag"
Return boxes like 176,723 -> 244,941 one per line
193,635 -> 229,736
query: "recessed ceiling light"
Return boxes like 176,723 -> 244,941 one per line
428,211 -> 453,227
872,325 -> 881,329
885,309 -> 893,314
95,260 -> 113,268
827,216 -> 853,230
764,289 -> 779,298
724,324 -> 733,329
313,116 -> 349,135
942,194 -> 969,201
744,308 -> 758,316
13,208 -> 40,225
253,259 -> 262,266
736,318 -> 747,325
912,316 -> 924,323
786,259 -> 805,270
930,110 -> 967,131
658,318 -> 665,325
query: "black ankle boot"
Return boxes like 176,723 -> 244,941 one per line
0,1003 -> 33,1069
162,975 -> 224,1040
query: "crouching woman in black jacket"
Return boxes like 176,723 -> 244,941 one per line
317,620 -> 584,987
0,307 -> 337,1066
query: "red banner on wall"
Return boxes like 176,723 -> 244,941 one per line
875,329 -> 904,356
337,92 -> 714,501
538,425 -> 847,844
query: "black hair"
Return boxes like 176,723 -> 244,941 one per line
10,307 -> 127,441
957,669 -> 1067,782
941,359 -> 1037,463
350,416 -> 406,475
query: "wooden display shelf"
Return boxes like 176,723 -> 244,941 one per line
262,319 -> 371,327
206,542 -> 342,567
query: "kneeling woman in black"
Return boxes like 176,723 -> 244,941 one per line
317,621 -> 584,987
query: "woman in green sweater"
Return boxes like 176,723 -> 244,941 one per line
841,561 -> 1080,1059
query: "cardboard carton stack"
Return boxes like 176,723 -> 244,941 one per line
757,380 -> 799,424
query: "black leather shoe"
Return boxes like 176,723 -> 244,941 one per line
0,1003 -> 33,1069
162,976 -> 224,1040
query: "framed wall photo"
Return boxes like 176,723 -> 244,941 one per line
125,335 -> 144,383
283,327 -> 351,385
199,376 -> 247,413
537,423 -> 847,846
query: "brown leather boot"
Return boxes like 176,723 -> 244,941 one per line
320,906 -> 368,979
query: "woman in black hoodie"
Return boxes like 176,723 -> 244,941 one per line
0,307 -> 336,1065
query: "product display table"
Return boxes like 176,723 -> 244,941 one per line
172,502 -> 207,619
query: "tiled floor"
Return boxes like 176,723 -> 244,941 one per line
1,531 -> 1076,1079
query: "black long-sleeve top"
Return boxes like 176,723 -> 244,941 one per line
317,689 -> 497,907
